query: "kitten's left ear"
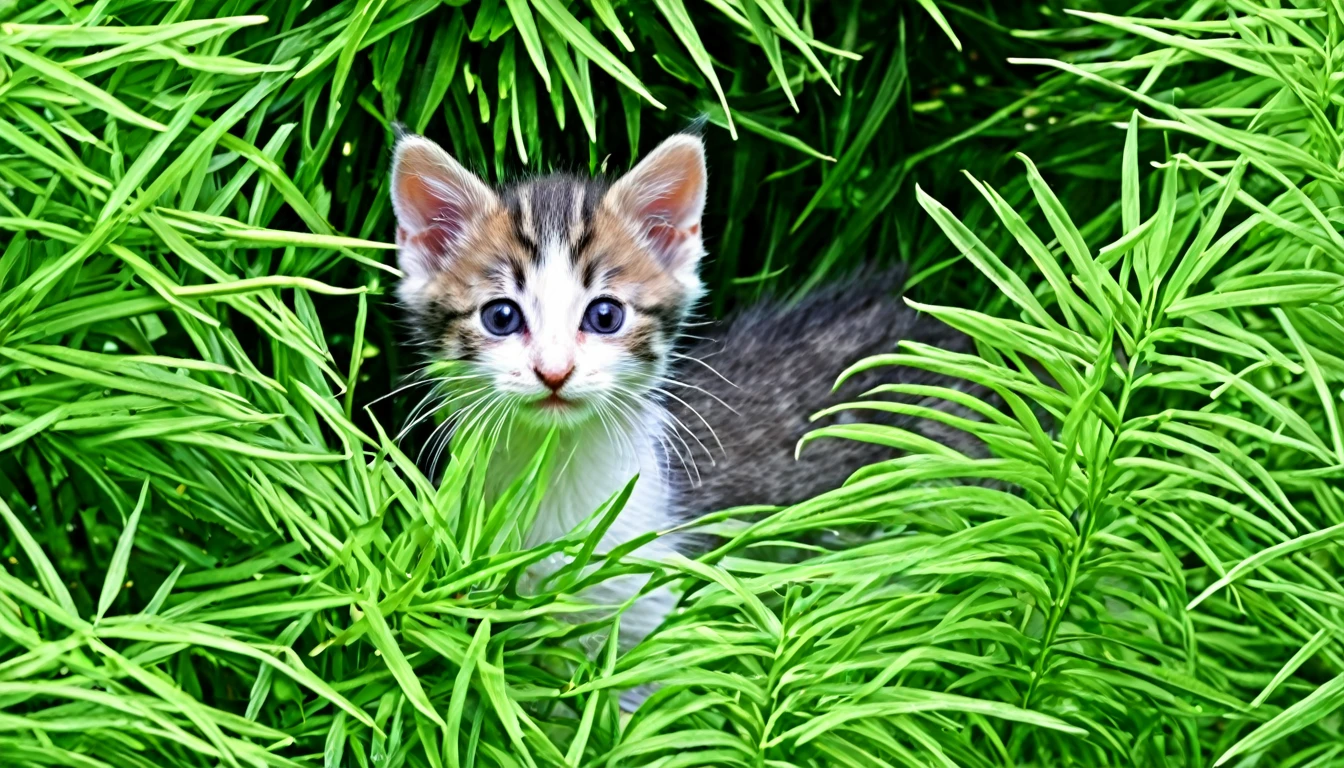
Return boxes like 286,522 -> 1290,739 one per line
607,134 -> 707,274
390,133 -> 497,283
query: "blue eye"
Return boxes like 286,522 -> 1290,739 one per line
481,300 -> 523,335
582,299 -> 625,334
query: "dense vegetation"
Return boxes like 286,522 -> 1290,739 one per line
3,0 -> 1344,765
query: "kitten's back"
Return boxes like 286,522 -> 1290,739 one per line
666,268 -> 982,514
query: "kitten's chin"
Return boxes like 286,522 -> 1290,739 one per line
519,395 -> 595,429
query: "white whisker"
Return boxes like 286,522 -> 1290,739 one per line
670,352 -> 738,389
645,385 -> 722,461
399,384 -> 489,440
419,389 -> 493,466
429,392 -> 504,478
652,374 -> 740,415
368,371 -> 488,408
608,387 -> 701,484
600,395 -> 641,470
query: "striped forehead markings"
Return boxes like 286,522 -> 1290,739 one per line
503,176 -> 609,267
509,193 -> 541,263
498,256 -> 526,293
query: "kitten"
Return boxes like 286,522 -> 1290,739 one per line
389,132 -> 978,661
391,133 -> 708,654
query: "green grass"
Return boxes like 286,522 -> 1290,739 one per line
3,0 -> 1344,765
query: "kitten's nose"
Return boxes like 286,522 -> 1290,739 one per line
534,364 -> 574,392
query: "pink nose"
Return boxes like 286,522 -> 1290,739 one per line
535,365 -> 574,392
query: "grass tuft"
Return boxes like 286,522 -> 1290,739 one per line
3,0 -> 1344,765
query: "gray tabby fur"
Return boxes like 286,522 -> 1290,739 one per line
666,266 -> 984,515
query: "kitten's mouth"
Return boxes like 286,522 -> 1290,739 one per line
535,393 -> 574,409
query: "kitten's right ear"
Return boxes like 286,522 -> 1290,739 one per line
606,134 -> 707,277
390,134 -> 496,281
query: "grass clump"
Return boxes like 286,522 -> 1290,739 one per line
3,0 -> 1344,766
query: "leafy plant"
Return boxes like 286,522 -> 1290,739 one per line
4,0 -> 1344,766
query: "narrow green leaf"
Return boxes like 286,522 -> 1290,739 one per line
589,0 -> 635,52
1219,671 -> 1344,765
1252,629 -> 1333,709
653,0 -> 735,138
530,0 -> 665,109
503,0 -> 551,92
96,479 -> 149,622
1189,521 -> 1344,610
0,495 -> 79,619
412,12 -> 468,133
363,601 -> 446,727
445,618 -> 490,768
914,0 -> 962,51
0,43 -> 167,130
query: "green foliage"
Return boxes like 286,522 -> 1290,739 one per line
3,0 -> 1344,766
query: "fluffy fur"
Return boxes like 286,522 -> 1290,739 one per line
668,267 -> 984,513
390,134 -> 979,698
391,133 -> 708,658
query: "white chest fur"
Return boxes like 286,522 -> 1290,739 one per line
485,407 -> 674,547
482,405 -> 683,646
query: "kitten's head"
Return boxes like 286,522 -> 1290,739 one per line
391,133 -> 707,428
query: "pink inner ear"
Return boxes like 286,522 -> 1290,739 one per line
612,138 -> 707,267
396,173 -> 472,243
405,226 -> 457,264
635,169 -> 703,230
393,169 -> 483,276
645,222 -> 687,256
391,136 -> 497,281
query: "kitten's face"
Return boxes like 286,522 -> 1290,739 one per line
391,134 -> 707,429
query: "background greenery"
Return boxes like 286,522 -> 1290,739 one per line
3,0 -> 1344,765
